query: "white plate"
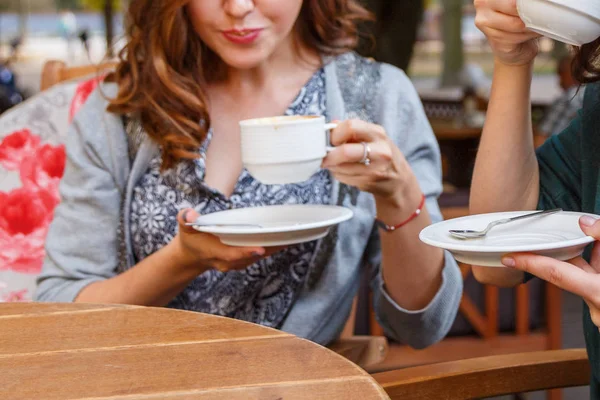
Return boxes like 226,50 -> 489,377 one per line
419,211 -> 596,267
191,204 -> 353,247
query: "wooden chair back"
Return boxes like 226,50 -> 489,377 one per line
373,349 -> 590,399
41,60 -> 117,91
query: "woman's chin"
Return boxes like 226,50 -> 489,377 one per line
217,51 -> 272,71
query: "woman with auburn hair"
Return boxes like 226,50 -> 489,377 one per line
36,0 -> 461,347
471,0 -> 600,396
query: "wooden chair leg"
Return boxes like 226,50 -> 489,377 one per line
369,293 -> 385,337
516,284 -> 530,335
546,284 -> 562,350
485,285 -> 499,338
340,296 -> 358,339
548,389 -> 562,400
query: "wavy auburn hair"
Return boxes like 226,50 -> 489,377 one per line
106,0 -> 372,171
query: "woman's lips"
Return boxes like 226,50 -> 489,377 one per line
222,29 -> 263,45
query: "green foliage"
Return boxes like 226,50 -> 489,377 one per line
54,0 -> 82,10
53,0 -> 121,11
79,0 -> 121,11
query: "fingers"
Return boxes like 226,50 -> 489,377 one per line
590,242 -> 600,273
483,0 -> 519,17
476,5 -> 527,33
579,216 -> 600,272
324,143 -> 367,166
219,245 -> 266,262
329,119 -> 386,146
483,27 -> 540,44
328,163 -> 381,176
579,215 -> 600,238
177,208 -> 201,233
178,208 -> 267,259
503,253 -> 598,301
566,256 -> 596,274
474,0 -> 541,65
323,140 -> 392,168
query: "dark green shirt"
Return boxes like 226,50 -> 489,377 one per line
536,82 -> 600,398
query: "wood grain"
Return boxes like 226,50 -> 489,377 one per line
81,378 -> 386,400
0,303 -> 388,400
0,302 -> 127,317
0,306 -> 288,356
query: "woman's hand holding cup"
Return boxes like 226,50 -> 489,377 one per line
322,119 -> 420,206
474,0 -> 541,66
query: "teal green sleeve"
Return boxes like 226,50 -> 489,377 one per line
525,109 -> 584,283
536,113 -> 582,212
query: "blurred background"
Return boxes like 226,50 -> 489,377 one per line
0,0 -> 569,110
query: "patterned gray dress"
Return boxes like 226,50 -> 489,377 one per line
129,68 -> 333,328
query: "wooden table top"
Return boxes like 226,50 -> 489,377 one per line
0,303 -> 389,400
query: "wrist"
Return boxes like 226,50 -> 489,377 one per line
375,182 -> 425,230
375,178 -> 421,213
494,58 -> 534,77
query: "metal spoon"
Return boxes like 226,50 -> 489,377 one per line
449,208 -> 563,240
185,222 -> 263,228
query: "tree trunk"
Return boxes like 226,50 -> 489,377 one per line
17,0 -> 28,38
104,0 -> 114,57
441,0 -> 464,87
357,0 -> 424,72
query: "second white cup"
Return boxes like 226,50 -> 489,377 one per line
517,0 -> 600,46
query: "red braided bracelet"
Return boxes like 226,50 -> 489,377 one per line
375,193 -> 426,232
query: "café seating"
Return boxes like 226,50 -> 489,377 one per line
1,61 -> 563,387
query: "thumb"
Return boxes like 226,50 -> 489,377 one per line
177,208 -> 200,233
579,215 -> 600,239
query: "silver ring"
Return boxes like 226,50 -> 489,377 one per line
359,142 -> 371,166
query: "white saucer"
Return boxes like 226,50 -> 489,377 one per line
191,205 -> 353,247
419,211 -> 596,267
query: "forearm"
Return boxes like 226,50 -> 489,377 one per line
470,60 -> 538,286
75,241 -> 201,306
377,184 -> 444,310
470,60 -> 540,214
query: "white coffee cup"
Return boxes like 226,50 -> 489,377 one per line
239,115 -> 337,185
517,0 -> 600,46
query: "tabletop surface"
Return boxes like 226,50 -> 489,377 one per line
0,303 -> 389,400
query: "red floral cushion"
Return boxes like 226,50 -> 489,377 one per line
0,78 -> 97,301
0,129 -> 65,275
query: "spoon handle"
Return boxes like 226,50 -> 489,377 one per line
185,222 -> 263,228
503,208 -> 562,224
